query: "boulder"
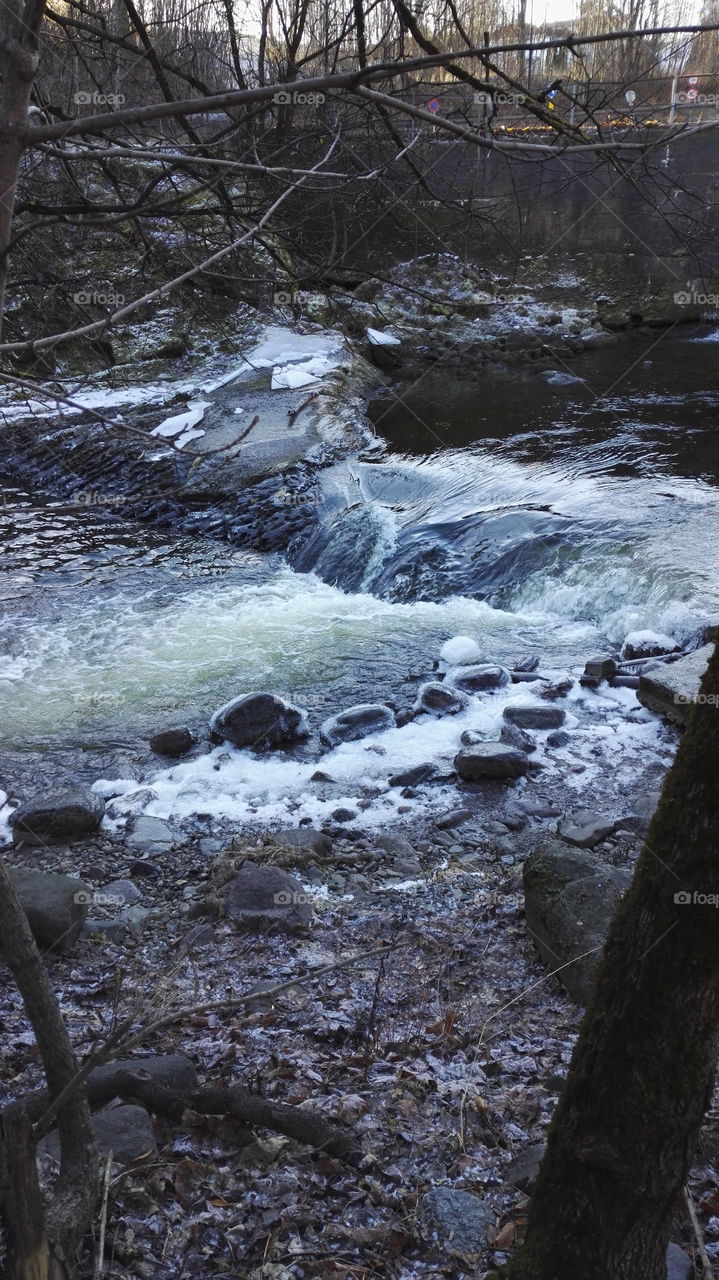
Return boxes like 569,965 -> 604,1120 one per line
210,692 -> 308,749
376,833 -> 417,858
504,1143 -> 546,1193
10,868 -> 90,952
448,664 -> 511,694
388,763 -> 436,787
276,827 -> 332,857
547,729 -> 571,748
9,788 -> 105,845
414,682 -> 469,716
621,631 -> 680,660
149,727 -> 195,757
419,1187 -> 494,1259
88,1054 -> 198,1097
523,839 -> 631,1002
225,861 -> 312,932
320,703 -> 395,747
503,705 -> 566,730
455,743 -> 529,781
435,807 -> 472,830
500,722 -> 535,753
557,810 -> 618,849
623,790 -> 661,836
638,644 -> 712,725
39,1104 -> 156,1166
126,815 -> 175,852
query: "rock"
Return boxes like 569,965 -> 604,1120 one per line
9,788 -> 105,845
389,763 -> 435,787
9,869 -> 90,952
500,723 -> 535,753
455,743 -> 529,781
225,861 -> 312,932
523,839 -> 631,1002
395,708 -> 415,727
419,1186 -> 494,1258
540,677 -> 574,700
180,922 -> 215,951
414,682 -> 469,716
376,833 -> 417,858
126,815 -> 175,851
210,692 -> 308,749
621,630 -> 680,660
460,729 -> 483,746
624,791 -> 661,836
88,1054 -> 198,1097
149,727 -> 195,757
503,705 -> 566,730
638,644 -> 713,725
504,1143 -> 546,1193
320,703 -> 395,747
331,807 -> 358,823
276,827 -> 332,856
435,807 -> 472,830
128,859 -> 162,878
665,1243 -> 693,1280
439,635 -> 482,666
547,729 -> 571,748
310,770 -> 335,782
558,810 -> 618,849
102,879 -> 143,906
390,855 -> 422,878
580,655 -> 618,686
514,656 -> 540,673
39,1104 -> 156,1166
448,664 -> 511,694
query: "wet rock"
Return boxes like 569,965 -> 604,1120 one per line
455,743 -> 529,781
149,727 -> 195,757
523,839 -> 631,1002
10,788 -> 105,845
504,1143 -> 546,1193
9,869 -> 90,952
225,861 -> 312,932
88,1054 -> 198,1097
419,1186 -> 494,1258
39,1105 -> 156,1166
540,677 -> 574,700
414,682 -> 469,716
514,656 -> 540,673
503,705 -> 566,730
310,770 -> 335,783
331,807 -> 358,823
547,729 -> 571,748
395,708 -> 415,727
435,807 -> 472,830
277,827 -> 332,856
320,703 -> 395,747
558,810 -> 618,849
460,729 -> 483,746
621,631 -> 680,660
389,763 -> 436,787
448,664 -> 511,694
500,723 -> 535,753
126,815 -> 175,851
638,644 -> 713,725
580,655 -> 618,686
210,692 -> 309,749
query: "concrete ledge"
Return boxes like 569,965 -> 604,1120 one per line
637,645 -> 714,725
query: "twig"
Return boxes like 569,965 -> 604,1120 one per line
93,1152 -> 114,1280
684,1185 -> 713,1279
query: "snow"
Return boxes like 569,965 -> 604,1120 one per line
620,630 -> 678,658
439,635 -> 482,666
366,327 -> 401,346
0,791 -> 13,847
151,400 -> 210,440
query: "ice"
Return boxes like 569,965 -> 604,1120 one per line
0,791 -> 14,847
151,401 -> 211,438
367,327 -> 401,346
621,630 -> 678,658
439,635 -> 482,666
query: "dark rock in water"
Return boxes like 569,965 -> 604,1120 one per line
504,705 -> 566,730
435,807 -> 472,829
558,810 -> 618,849
621,631 -> 680,660
540,677 -> 574,700
210,692 -> 308,750
511,670 -> 549,683
10,788 -> 105,845
460,729 -> 483,746
504,1143 -> 546,1193
547,729 -> 571,748
88,1054 -> 198,1097
395,708 -> 415,727
500,723 -> 535,754
514,656 -> 541,673
389,763 -> 436,788
310,770 -> 335,783
523,839 -> 631,1002
331,807 -> 358,823
609,674 -> 640,689
225,861 -> 312,932
320,703 -> 395,747
149,727 -> 195,757
39,1104 -> 156,1166
9,869 -> 90,951
414,682 -> 469,716
419,1186 -> 494,1258
581,655 -> 618,686
276,827 -> 332,856
449,664 -> 511,694
455,743 -> 529,781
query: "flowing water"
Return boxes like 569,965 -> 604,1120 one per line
1,326 -> 717,824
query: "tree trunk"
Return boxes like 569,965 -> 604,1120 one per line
0,0 -> 44,339
503,642 -> 719,1280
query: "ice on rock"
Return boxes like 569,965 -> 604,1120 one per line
439,635 -> 482,667
367,327 -> 401,346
